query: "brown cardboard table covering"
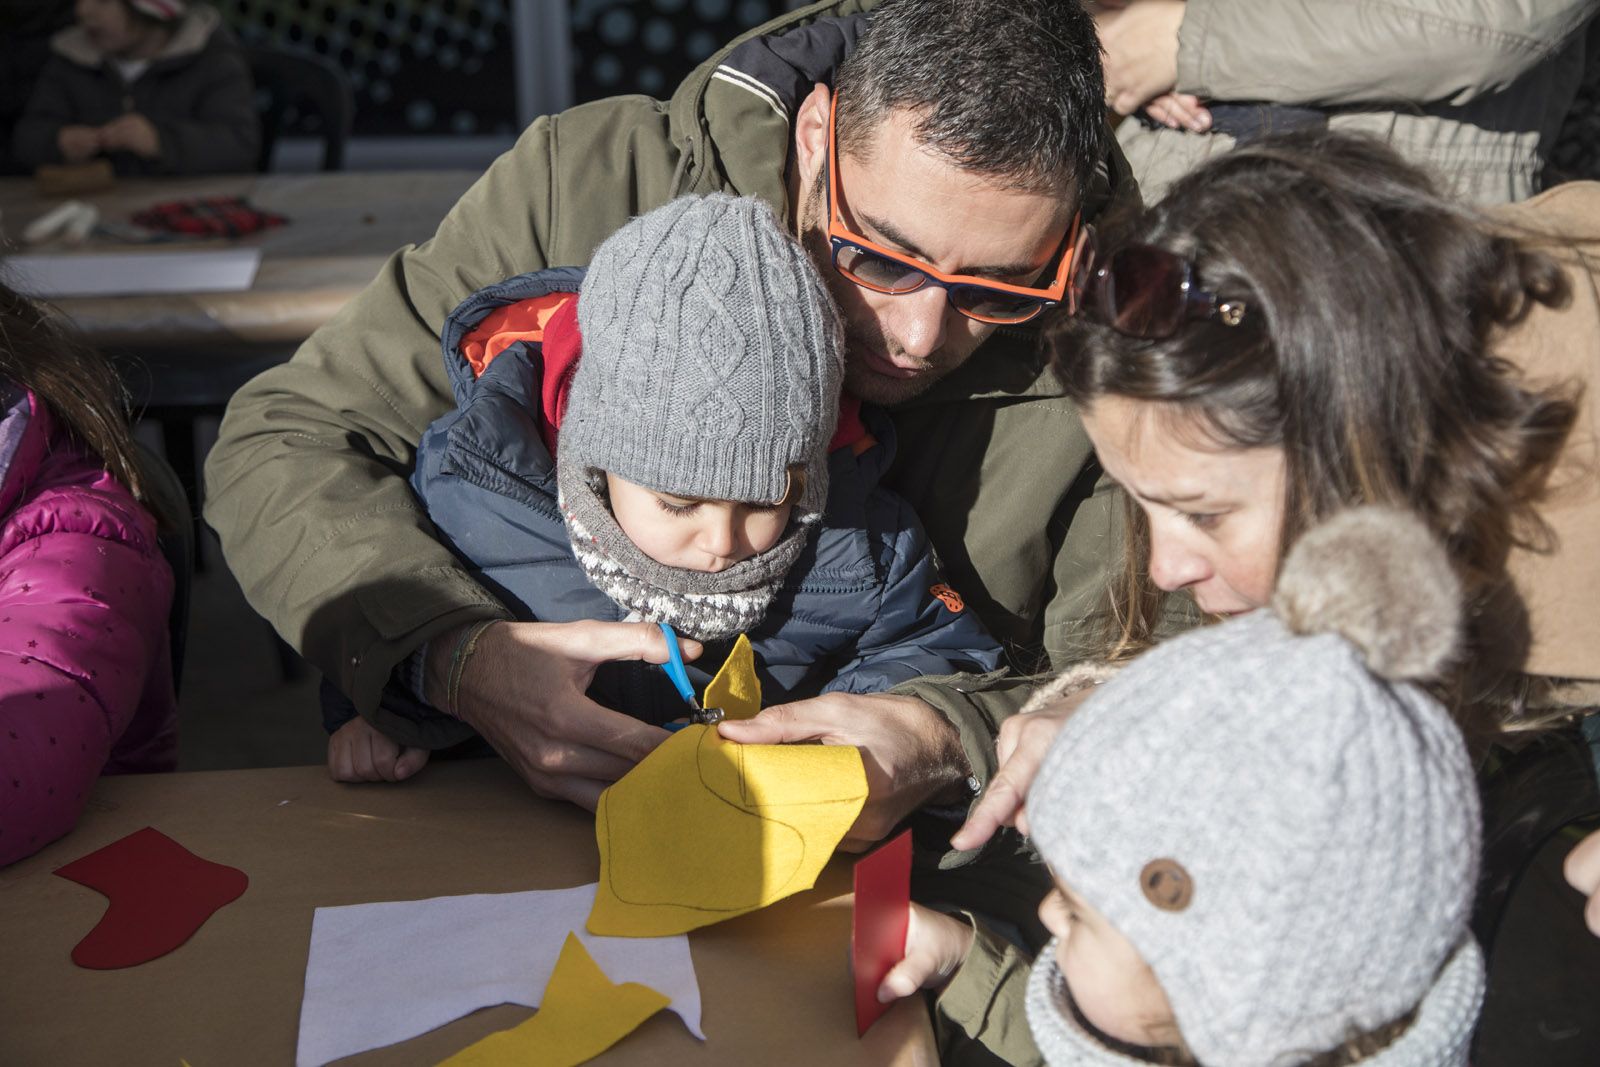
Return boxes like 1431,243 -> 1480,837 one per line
0,172 -> 479,347
0,761 -> 935,1066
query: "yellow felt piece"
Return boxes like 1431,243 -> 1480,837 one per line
589,725 -> 867,937
440,933 -> 669,1067
703,633 -> 760,720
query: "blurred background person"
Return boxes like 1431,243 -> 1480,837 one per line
1093,0 -> 1597,203
0,0 -> 74,176
11,0 -> 258,176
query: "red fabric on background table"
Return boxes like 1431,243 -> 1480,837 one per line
53,826 -> 248,969
852,829 -> 912,1037
131,196 -> 287,237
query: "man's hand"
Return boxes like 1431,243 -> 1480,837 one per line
57,125 -> 102,163
877,904 -> 975,1002
328,716 -> 430,783
98,113 -> 161,158
431,620 -> 693,811
1096,1 -> 1187,117
716,692 -> 968,852
1564,828 -> 1600,937
949,686 -> 1095,852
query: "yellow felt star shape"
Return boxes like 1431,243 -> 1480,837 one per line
703,633 -> 760,720
440,933 -> 669,1067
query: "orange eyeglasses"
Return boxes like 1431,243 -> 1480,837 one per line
826,93 -> 1090,325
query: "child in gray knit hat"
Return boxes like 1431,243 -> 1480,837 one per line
879,507 -> 1485,1067
321,192 -> 1003,765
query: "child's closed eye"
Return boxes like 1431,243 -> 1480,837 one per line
654,497 -> 701,517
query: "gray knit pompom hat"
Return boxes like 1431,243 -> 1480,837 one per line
561,192 -> 843,515
1026,507 -> 1483,1067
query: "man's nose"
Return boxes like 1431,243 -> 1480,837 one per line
882,286 -> 951,361
1147,528 -> 1210,592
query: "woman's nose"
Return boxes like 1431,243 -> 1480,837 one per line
1147,527 -> 1211,592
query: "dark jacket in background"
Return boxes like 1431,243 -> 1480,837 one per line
12,4 -> 258,176
320,267 -> 1006,733
0,0 -> 74,176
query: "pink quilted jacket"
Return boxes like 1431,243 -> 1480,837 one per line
0,388 -> 177,867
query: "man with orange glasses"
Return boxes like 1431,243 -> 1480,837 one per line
207,0 -> 1149,894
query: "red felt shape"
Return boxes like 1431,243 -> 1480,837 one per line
53,826 -> 248,969
852,828 -> 913,1037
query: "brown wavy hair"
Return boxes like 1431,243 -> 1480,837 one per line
1046,132 -> 1580,733
0,279 -> 154,512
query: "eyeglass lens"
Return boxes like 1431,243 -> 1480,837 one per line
835,244 -> 1048,323
1103,245 -> 1188,339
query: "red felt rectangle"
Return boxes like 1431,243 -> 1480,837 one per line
852,828 -> 912,1037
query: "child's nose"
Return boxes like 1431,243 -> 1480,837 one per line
699,515 -> 740,560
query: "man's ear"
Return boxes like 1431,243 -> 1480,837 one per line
792,82 -> 831,194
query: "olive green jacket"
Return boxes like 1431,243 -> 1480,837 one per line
204,0 -> 1138,848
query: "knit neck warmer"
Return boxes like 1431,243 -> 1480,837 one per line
556,459 -> 816,641
1024,937 -> 1484,1067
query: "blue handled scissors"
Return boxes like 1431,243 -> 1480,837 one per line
658,621 -> 725,731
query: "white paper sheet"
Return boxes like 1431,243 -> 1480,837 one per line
295,883 -> 702,1067
2,247 -> 260,297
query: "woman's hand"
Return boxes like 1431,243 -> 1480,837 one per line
876,904 -> 976,1002
1095,1 -> 1188,117
950,685 -> 1096,851
1142,92 -> 1212,132
328,716 -> 431,783
1564,828 -> 1600,936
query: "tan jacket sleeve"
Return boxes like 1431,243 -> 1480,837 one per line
1177,0 -> 1596,107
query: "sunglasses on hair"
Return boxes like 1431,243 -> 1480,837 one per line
1070,225 -> 1248,339
825,93 -> 1080,325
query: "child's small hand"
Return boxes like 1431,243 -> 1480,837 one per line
1565,827 -> 1600,937
328,717 -> 430,783
57,125 -> 102,164
877,903 -> 975,1003
98,114 -> 160,159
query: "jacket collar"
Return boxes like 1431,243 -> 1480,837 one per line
52,4 -> 220,69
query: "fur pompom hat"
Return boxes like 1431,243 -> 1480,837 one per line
1025,507 -> 1485,1067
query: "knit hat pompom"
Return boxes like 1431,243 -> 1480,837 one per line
1272,506 -> 1460,682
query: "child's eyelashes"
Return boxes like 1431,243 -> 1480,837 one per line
1182,510 -> 1223,530
654,497 -> 701,517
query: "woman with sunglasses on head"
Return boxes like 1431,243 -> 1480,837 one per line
882,130 -> 1599,1064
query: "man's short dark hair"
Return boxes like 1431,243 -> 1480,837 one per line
833,0 -> 1106,195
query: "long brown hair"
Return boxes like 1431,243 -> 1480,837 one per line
1047,132 -> 1580,732
0,279 -> 154,510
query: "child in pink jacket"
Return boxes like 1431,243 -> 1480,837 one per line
0,281 -> 177,867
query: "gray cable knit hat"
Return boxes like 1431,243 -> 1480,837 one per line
1025,507 -> 1483,1067
555,193 -> 844,639
561,192 -> 843,514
